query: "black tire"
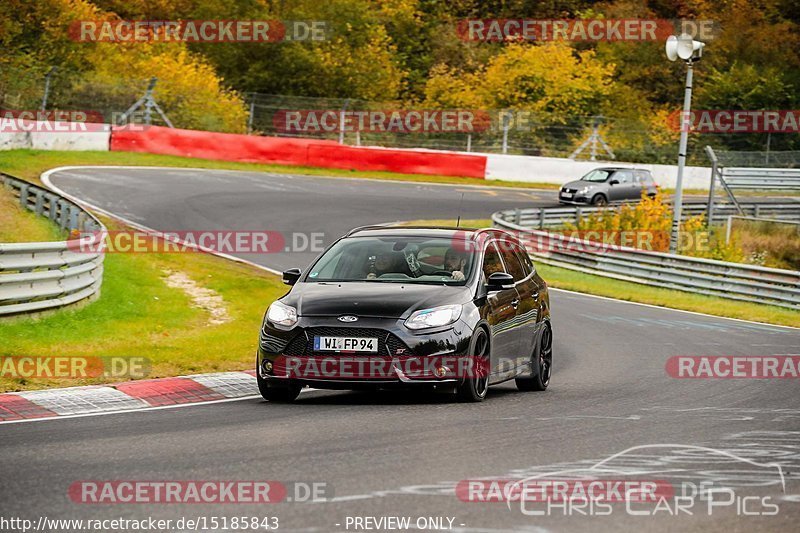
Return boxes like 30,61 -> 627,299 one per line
591,194 -> 608,206
456,328 -> 490,402
516,322 -> 552,392
257,369 -> 302,403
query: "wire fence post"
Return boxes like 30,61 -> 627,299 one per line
247,94 -> 255,134
338,98 -> 350,144
501,112 -> 510,154
41,66 -> 57,112
466,133 -> 472,152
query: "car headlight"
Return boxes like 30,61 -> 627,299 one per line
267,301 -> 298,327
578,186 -> 591,194
404,304 -> 462,330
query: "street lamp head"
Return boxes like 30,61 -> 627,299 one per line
666,34 -> 705,62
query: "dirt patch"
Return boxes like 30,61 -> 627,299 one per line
162,270 -> 231,325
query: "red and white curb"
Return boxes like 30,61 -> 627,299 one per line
0,371 -> 261,423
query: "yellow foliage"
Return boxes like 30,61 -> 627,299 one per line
564,192 -> 706,253
85,45 -> 248,132
314,25 -> 406,101
424,42 -> 615,118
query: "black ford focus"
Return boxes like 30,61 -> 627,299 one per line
257,226 -> 552,402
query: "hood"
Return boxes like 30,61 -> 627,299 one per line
282,282 -> 470,319
562,179 -> 599,189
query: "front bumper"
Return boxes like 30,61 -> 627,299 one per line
257,316 -> 472,389
558,192 -> 589,204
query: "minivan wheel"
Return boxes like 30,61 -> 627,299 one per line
591,194 -> 608,206
456,328 -> 490,402
516,322 -> 552,392
257,364 -> 302,402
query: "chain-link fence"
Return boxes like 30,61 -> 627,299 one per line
712,149 -> 800,168
3,65 -> 796,166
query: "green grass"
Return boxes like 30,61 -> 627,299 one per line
0,188 -> 66,243
0,149 -> 561,189
0,216 -> 287,392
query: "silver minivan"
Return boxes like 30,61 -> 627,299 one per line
559,167 -> 659,206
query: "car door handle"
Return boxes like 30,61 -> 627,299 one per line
511,299 -> 519,309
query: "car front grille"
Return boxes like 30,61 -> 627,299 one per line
561,188 -> 577,194
282,327 -> 411,357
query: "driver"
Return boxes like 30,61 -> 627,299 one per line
366,252 -> 404,279
443,248 -> 467,281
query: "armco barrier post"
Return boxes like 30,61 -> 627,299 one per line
704,145 -> 718,225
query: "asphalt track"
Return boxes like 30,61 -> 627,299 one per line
1,167 -> 799,532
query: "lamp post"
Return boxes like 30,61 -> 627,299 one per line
666,34 -> 705,254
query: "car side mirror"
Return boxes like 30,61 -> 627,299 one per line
487,272 -> 514,292
282,268 -> 302,285
609,179 -> 619,185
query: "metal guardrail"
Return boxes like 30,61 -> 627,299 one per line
705,146 -> 800,220
501,203 -> 800,230
493,211 -> 800,310
722,167 -> 800,190
0,173 -> 104,316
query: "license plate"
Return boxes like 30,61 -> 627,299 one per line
560,192 -> 573,199
314,336 -> 378,352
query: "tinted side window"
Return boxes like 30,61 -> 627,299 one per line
498,242 -> 526,281
482,242 -> 505,279
512,244 -> 534,276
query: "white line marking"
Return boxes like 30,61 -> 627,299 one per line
550,287 -> 800,331
40,164 -> 555,194
0,387 -> 319,426
0,394 -> 262,426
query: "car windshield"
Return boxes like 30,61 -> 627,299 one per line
306,236 -> 475,285
581,169 -> 613,182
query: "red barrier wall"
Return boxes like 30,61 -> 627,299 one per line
110,125 -> 486,178
305,143 -> 486,178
